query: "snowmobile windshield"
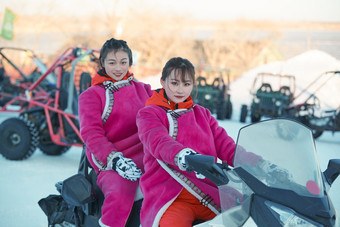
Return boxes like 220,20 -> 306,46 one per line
233,119 -> 324,198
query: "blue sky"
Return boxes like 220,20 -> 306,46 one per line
1,0 -> 340,22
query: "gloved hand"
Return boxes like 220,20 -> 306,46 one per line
257,159 -> 292,184
109,153 -> 142,181
176,148 -> 206,179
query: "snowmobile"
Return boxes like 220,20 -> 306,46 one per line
39,118 -> 339,227
187,118 -> 339,227
38,144 -> 142,227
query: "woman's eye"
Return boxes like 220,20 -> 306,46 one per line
185,83 -> 191,86
171,82 -> 178,86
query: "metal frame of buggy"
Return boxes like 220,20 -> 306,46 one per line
0,47 -> 55,112
0,47 -> 99,160
285,71 -> 340,138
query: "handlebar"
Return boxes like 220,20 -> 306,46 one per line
185,155 -> 230,186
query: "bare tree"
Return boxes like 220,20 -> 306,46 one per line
11,1 -> 286,80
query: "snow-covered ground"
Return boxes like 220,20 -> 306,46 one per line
0,113 -> 339,227
0,49 -> 340,226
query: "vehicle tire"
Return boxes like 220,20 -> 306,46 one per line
79,72 -> 92,94
38,127 -> 70,156
0,117 -> 39,160
225,100 -> 232,119
39,143 -> 70,156
240,104 -> 248,123
216,98 -> 226,120
312,130 -> 323,139
298,116 -> 323,139
251,112 -> 261,123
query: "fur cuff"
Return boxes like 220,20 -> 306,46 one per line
175,148 -> 196,171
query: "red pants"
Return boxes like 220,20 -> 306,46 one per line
159,188 -> 216,227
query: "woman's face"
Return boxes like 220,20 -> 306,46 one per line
161,69 -> 193,104
103,50 -> 129,81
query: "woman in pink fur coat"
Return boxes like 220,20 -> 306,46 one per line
78,38 -> 153,227
136,57 -> 240,227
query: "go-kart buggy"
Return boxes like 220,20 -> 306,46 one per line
187,119 -> 339,227
39,118 -> 340,227
240,73 -> 296,123
285,71 -> 340,139
0,47 -> 98,160
0,47 -> 55,109
193,67 -> 232,120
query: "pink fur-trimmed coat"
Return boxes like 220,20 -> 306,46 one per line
136,104 -> 237,227
79,80 -> 152,171
78,79 -> 152,226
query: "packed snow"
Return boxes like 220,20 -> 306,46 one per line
0,49 -> 339,227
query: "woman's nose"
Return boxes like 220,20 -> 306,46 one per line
114,64 -> 122,71
177,84 -> 185,92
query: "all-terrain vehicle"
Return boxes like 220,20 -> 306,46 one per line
0,47 -> 98,160
193,67 -> 232,120
188,119 -> 340,226
240,73 -> 296,123
285,71 -> 340,138
0,47 -> 56,110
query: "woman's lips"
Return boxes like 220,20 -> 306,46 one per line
175,96 -> 184,99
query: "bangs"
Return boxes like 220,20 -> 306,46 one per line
173,68 -> 195,83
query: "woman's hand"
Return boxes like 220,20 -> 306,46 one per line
110,154 -> 142,181
176,148 -> 206,179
